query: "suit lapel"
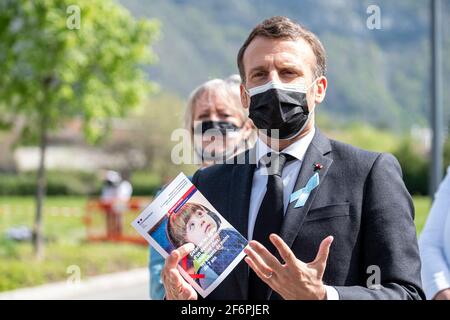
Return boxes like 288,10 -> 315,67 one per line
228,148 -> 256,299
265,130 -> 333,300
279,129 -> 333,249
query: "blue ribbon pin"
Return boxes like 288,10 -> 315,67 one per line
289,172 -> 320,208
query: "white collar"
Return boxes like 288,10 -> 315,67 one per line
255,128 -> 315,168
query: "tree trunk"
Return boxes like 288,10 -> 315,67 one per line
33,117 -> 48,260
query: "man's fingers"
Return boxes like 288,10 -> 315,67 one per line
167,268 -> 198,300
179,285 -> 197,300
269,234 -> 301,266
244,245 -> 274,276
165,251 -> 180,269
248,240 -> 283,272
312,236 -> 334,264
311,236 -> 334,276
163,243 -> 196,300
245,257 -> 274,284
179,288 -> 193,300
177,242 -> 196,258
166,243 -> 195,269
169,269 -> 183,288
167,269 -> 184,296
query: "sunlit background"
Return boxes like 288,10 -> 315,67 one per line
0,0 -> 449,299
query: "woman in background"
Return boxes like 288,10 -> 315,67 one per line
419,166 -> 450,300
149,75 -> 255,299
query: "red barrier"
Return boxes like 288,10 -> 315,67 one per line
84,197 -> 152,245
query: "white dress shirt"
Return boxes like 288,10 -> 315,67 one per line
419,166 -> 450,299
247,128 -> 339,300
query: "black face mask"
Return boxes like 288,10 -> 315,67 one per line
247,81 -> 312,140
194,120 -> 240,136
193,120 -> 241,162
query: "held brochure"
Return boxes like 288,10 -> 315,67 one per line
131,172 -> 248,298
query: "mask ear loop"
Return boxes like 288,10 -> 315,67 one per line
243,86 -> 251,109
286,77 -> 320,140
307,77 -> 319,92
305,77 -> 320,110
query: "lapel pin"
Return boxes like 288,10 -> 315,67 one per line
313,163 -> 323,172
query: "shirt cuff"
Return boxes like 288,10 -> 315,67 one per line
324,285 -> 339,300
428,271 -> 450,299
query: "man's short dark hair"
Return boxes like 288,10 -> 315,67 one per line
237,16 -> 327,83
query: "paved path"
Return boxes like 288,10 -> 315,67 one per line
0,268 -> 150,300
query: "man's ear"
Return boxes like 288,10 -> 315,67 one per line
241,119 -> 255,140
314,76 -> 327,104
240,83 -> 249,109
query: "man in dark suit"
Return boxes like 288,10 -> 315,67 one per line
161,16 -> 424,300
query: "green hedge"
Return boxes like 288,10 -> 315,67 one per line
0,171 -> 162,196
130,171 -> 162,196
0,171 -> 97,196
393,139 -> 429,195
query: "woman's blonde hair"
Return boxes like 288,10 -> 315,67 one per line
184,74 -> 249,139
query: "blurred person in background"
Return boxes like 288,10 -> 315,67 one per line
118,170 -> 133,202
100,170 -> 133,237
149,75 -> 256,299
100,170 -> 122,201
420,166 -> 450,300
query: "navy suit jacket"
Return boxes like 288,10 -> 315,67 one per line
192,128 -> 425,300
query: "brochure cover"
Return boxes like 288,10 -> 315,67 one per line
131,172 -> 248,298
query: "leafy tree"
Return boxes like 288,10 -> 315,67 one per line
0,0 -> 159,259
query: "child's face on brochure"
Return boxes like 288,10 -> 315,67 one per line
185,208 -> 218,246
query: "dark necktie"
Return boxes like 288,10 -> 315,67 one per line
248,152 -> 295,300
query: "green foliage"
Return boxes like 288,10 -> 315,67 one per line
0,170 -> 163,196
0,0 -> 159,142
413,196 -> 432,233
444,138 -> 450,170
327,123 -> 439,196
393,138 -> 429,195
0,171 -> 100,196
326,122 -> 400,153
130,171 -> 162,197
123,91 -> 197,180
0,0 -> 160,256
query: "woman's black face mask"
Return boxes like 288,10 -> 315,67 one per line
194,120 -> 240,136
247,80 -> 315,140
193,120 -> 241,162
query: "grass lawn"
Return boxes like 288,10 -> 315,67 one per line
412,196 -> 432,235
0,195 -> 432,292
0,196 -> 149,292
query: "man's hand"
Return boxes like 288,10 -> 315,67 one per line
244,234 -> 334,300
161,243 -> 198,300
434,288 -> 450,300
